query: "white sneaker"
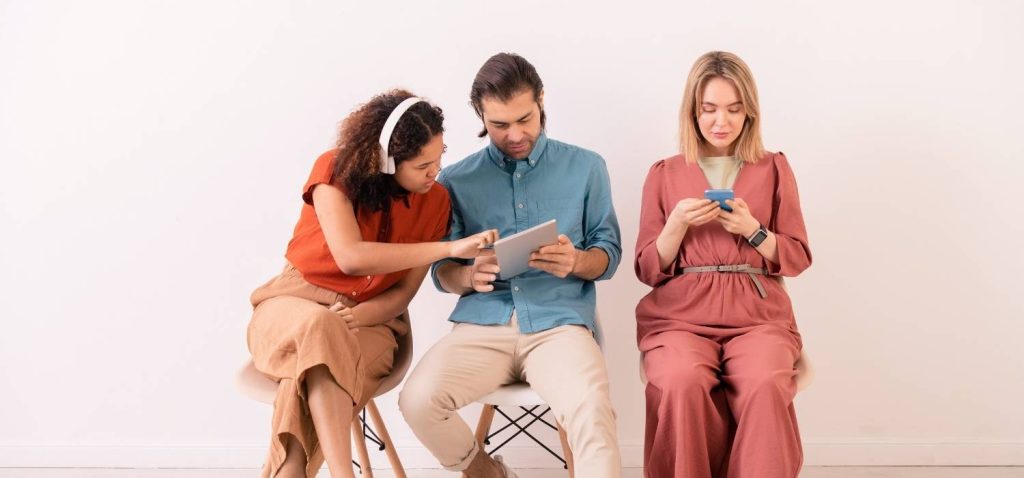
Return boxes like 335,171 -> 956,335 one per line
492,455 -> 519,478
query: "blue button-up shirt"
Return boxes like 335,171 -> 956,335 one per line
430,134 -> 621,334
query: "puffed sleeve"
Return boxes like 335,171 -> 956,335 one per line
767,152 -> 812,276
634,160 -> 677,287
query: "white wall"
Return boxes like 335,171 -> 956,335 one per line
2,0 -> 1022,469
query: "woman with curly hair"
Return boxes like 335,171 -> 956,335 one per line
635,52 -> 812,477
247,89 -> 497,478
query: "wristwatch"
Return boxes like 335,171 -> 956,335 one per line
747,225 -> 769,247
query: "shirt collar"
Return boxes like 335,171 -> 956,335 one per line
486,133 -> 549,169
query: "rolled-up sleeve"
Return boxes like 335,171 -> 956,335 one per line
430,171 -> 469,293
583,155 -> 621,281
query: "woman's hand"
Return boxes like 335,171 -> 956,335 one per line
328,302 -> 360,329
448,229 -> 500,259
718,198 -> 760,237
668,198 -> 720,229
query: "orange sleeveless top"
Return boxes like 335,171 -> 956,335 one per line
284,150 -> 451,300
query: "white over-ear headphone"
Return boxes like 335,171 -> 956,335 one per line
377,96 -> 424,175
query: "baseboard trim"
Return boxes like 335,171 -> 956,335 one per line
802,442 -> 1024,466
1,443 -> 1022,468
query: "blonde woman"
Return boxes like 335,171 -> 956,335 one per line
634,52 -> 812,477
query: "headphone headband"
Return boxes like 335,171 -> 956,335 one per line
377,96 -> 424,175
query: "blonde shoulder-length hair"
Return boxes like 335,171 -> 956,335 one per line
679,51 -> 765,164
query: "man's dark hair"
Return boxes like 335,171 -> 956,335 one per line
469,52 -> 546,138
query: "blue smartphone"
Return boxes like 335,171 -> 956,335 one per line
704,189 -> 734,212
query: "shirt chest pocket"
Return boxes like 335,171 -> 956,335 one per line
534,198 -> 585,245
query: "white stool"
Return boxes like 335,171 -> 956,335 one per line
236,313 -> 413,478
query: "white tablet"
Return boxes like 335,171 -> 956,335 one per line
492,219 -> 559,280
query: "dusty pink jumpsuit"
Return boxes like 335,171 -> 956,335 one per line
635,152 -> 812,478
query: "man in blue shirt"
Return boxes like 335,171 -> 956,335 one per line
400,53 -> 622,477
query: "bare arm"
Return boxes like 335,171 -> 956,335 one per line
313,184 -> 495,276
570,246 -> 610,281
435,261 -> 471,295
655,220 -> 687,272
528,235 -> 612,281
655,199 -> 720,271
752,231 -> 780,264
331,265 -> 430,328
719,198 -> 780,265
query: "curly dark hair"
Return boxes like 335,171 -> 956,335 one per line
332,89 -> 445,212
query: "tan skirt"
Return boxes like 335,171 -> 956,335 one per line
247,263 -> 406,478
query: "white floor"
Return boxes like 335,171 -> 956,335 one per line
1,469 -> 1023,478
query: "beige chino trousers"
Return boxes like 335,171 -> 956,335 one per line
399,314 -> 621,477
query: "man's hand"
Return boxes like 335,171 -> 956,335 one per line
464,250 -> 501,292
528,234 -> 579,278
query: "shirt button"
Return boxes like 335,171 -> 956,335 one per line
513,286 -> 520,292
515,173 -> 522,179
517,203 -> 524,209
351,291 -> 357,296
366,276 -> 372,281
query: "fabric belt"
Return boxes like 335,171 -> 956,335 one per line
680,264 -> 771,299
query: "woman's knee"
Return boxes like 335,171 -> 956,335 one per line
292,310 -> 359,356
647,361 -> 718,399
303,363 -> 341,387
730,368 -> 793,409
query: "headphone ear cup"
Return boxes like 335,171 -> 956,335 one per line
378,97 -> 424,175
379,144 -> 395,175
